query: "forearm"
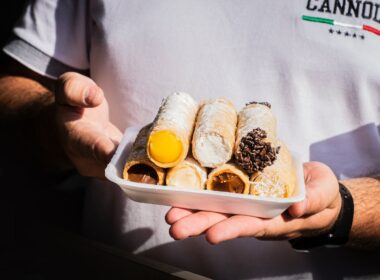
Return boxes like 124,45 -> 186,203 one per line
0,73 -> 72,174
341,177 -> 380,249
0,75 -> 54,120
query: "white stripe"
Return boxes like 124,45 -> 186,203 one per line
334,21 -> 362,29
3,48 -> 57,80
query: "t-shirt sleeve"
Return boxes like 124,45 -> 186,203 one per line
2,0 -> 89,79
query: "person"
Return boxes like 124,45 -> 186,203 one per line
1,0 -> 380,279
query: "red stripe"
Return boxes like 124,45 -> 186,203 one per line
363,24 -> 380,36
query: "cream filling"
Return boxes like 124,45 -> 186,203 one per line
167,168 -> 202,189
194,134 -> 231,168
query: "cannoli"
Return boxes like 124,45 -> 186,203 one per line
147,92 -> 199,168
250,142 -> 297,198
166,156 -> 207,190
234,102 -> 280,174
192,98 -> 237,168
206,163 -> 250,194
123,124 -> 165,185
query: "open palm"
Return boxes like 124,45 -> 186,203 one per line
55,72 -> 122,178
166,162 -> 341,244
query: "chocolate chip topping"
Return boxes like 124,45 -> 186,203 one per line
235,128 -> 280,174
245,101 -> 271,109
127,164 -> 159,184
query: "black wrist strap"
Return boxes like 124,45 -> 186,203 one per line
289,183 -> 354,251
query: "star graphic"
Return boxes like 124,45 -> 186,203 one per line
345,31 -> 350,36
353,33 -> 357,38
337,30 -> 342,35
360,34 -> 365,39
329,28 -> 334,34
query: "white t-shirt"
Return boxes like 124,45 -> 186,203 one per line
4,0 -> 380,279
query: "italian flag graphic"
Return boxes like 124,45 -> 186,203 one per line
302,15 -> 380,36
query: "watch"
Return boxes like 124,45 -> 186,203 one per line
289,183 -> 354,251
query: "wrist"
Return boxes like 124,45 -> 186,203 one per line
324,184 -> 344,234
289,182 -> 354,251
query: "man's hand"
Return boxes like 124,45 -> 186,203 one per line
166,162 -> 341,244
55,72 -> 122,178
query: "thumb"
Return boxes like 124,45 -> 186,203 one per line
288,162 -> 339,218
65,123 -> 119,178
287,200 -> 307,218
56,72 -> 103,108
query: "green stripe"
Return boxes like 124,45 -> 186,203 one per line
302,15 -> 334,25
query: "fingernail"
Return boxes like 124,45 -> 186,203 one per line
84,87 -> 99,106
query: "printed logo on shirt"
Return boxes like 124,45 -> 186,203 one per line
303,0 -> 380,39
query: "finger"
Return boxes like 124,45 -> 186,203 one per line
284,162 -> 313,218
92,133 -> 119,164
169,211 -> 229,240
165,208 -> 196,225
69,133 -> 118,179
71,157 -> 108,179
288,162 -> 339,218
56,72 -> 103,108
102,123 -> 123,162
303,162 -> 340,214
68,123 -> 119,165
206,214 -> 302,244
287,199 -> 307,218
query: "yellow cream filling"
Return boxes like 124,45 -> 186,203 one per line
149,131 -> 182,164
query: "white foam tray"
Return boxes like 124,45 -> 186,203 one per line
105,127 -> 305,218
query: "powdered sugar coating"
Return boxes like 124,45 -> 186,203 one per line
235,103 -> 277,150
148,92 -> 199,167
192,98 -> 237,168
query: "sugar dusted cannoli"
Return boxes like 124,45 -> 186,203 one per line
192,98 -> 237,168
250,143 -> 297,198
123,124 -> 165,185
234,102 -> 280,174
166,156 -> 207,190
147,92 -> 199,168
206,163 -> 250,194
